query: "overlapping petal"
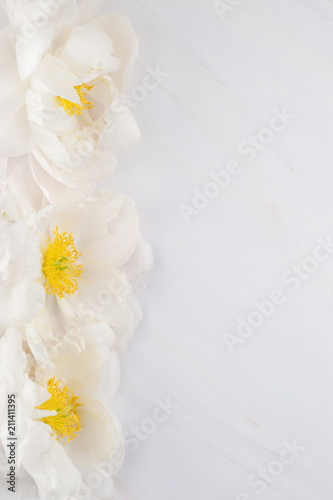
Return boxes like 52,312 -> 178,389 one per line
1,158 -> 152,354
0,328 -> 123,498
0,3 -> 150,498
0,29 -> 31,156
0,2 -> 140,187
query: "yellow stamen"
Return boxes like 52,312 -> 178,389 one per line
42,227 -> 83,299
56,83 -> 94,116
36,377 -> 83,444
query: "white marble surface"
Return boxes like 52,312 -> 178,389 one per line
100,0 -> 333,499
2,0 -> 332,498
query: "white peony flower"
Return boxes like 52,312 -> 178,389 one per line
0,0 -> 140,186
0,328 -> 123,499
1,162 -> 153,352
39,188 -> 150,352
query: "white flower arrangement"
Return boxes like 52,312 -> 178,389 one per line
0,1 -> 151,498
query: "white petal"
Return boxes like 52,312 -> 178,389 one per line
0,29 -> 31,156
63,263 -> 141,351
100,85 -> 141,152
29,152 -> 93,206
0,328 -> 26,389
30,129 -> 68,171
0,329 -> 50,470
49,189 -> 127,242
37,342 -> 109,392
60,24 -> 120,77
8,0 -> 79,79
16,30 -> 53,82
84,198 -> 139,268
91,14 -> 138,90
9,276 -> 45,324
7,155 -> 44,216
26,89 -> 75,135
0,220 -> 45,330
31,54 -> 81,103
22,424 -> 81,496
66,399 -> 123,468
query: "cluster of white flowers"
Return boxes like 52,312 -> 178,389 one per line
0,1 -> 152,498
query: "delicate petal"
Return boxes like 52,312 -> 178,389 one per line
26,88 -> 75,134
50,190 -> 129,242
35,322 -> 115,390
0,29 -> 31,156
9,274 -> 45,324
31,54 -> 81,103
83,198 -> 139,268
30,131 -> 69,176
22,424 -> 81,497
66,399 -> 123,468
29,152 -> 94,206
16,29 -> 53,82
60,24 -> 120,78
7,0 -> 79,79
0,220 -> 45,331
62,262 -> 142,351
7,155 -> 44,216
91,14 -> 138,90
0,329 -> 50,469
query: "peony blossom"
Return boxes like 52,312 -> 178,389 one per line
0,328 -> 123,499
0,161 -> 152,352
0,0 -> 140,186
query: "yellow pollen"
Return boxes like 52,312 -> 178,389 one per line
56,83 -> 94,116
42,227 -> 83,299
36,377 -> 83,445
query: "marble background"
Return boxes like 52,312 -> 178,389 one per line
104,0 -> 333,499
2,0 -> 333,498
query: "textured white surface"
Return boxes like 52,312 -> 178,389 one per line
2,0 -> 330,498
102,1 -> 333,499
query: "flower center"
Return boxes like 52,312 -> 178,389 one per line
56,83 -> 94,116
36,377 -> 83,444
42,227 -> 83,299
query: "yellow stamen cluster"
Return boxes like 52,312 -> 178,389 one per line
56,83 -> 94,116
42,227 -> 83,298
36,377 -> 83,444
